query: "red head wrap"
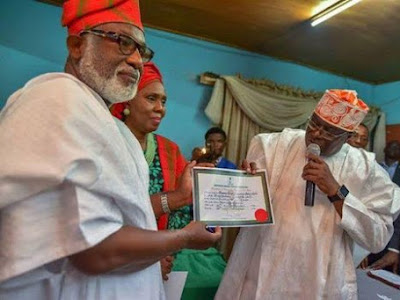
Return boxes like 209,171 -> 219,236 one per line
138,62 -> 163,91
110,62 -> 163,120
62,0 -> 143,35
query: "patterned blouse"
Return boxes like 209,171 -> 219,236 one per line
147,137 -> 192,230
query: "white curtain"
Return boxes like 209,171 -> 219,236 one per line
363,108 -> 386,162
206,76 -> 385,166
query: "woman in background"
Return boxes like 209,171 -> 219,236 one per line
111,62 -> 226,299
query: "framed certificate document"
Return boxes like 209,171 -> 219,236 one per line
192,167 -> 274,227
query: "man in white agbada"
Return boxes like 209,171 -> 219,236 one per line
0,1 -> 221,299
215,89 -> 400,299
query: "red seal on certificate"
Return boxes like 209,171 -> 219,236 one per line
255,209 -> 268,222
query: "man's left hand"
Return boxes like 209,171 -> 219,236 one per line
302,153 -> 340,196
241,159 -> 257,175
370,251 -> 400,274
160,255 -> 174,280
358,256 -> 369,269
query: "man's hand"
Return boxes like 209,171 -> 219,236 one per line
240,159 -> 257,175
302,153 -> 340,196
181,221 -> 222,250
69,223 -> 220,275
358,256 -> 369,269
160,255 -> 174,280
370,251 -> 400,274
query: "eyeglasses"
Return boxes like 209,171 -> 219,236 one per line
307,118 -> 349,141
80,29 -> 154,63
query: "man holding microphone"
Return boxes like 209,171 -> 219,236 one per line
216,89 -> 400,299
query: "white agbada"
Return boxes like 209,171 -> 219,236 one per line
0,73 -> 165,299
216,129 -> 399,300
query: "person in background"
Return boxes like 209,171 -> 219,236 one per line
0,1 -> 221,299
111,62 -> 228,299
198,127 -> 236,169
347,123 -> 369,149
216,89 -> 400,299
381,141 -> 400,181
360,140 -> 400,273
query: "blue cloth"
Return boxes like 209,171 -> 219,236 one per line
216,157 -> 237,169
380,161 -> 399,180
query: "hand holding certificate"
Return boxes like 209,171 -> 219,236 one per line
192,167 -> 274,227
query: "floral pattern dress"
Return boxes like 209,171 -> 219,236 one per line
148,148 -> 164,196
148,140 -> 192,230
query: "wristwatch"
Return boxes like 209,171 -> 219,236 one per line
160,193 -> 171,213
328,185 -> 349,203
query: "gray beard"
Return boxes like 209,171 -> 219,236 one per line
78,42 -> 138,104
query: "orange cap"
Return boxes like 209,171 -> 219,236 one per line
314,89 -> 369,132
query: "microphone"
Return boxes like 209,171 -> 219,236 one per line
305,143 -> 321,207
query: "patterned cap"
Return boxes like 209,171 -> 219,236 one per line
314,89 -> 369,132
62,0 -> 143,35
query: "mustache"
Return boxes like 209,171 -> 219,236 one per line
117,68 -> 140,82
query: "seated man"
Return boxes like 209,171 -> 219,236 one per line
216,89 -> 400,299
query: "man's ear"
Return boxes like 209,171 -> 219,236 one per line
67,35 -> 84,60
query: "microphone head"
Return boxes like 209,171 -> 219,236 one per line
307,143 -> 321,156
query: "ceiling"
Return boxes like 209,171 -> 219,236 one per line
41,0 -> 400,84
